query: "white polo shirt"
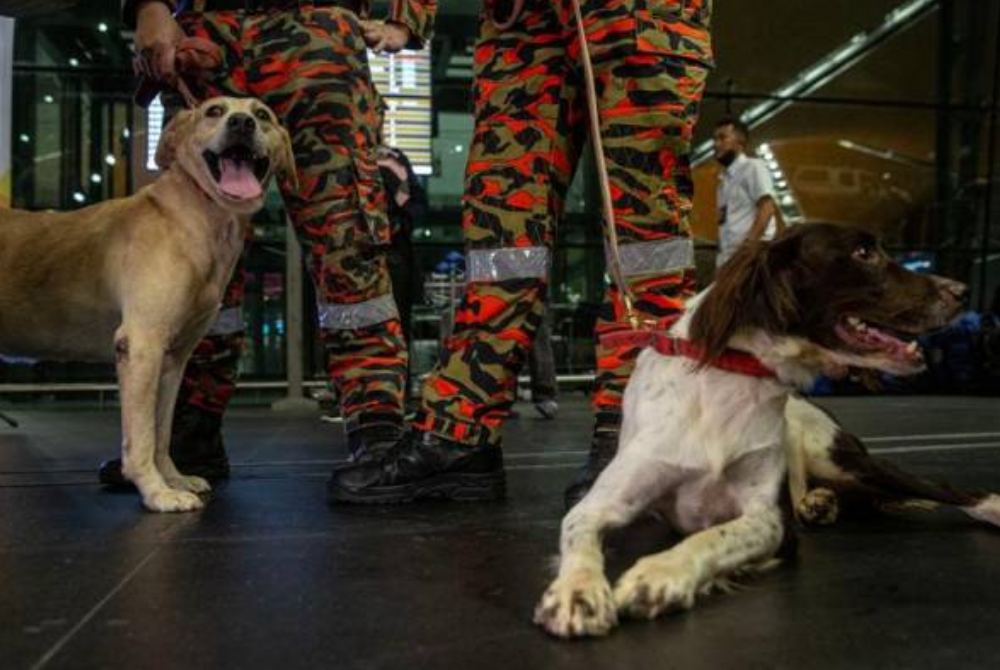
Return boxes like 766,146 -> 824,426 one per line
716,153 -> 778,266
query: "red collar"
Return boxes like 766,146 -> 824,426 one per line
648,333 -> 777,378
600,319 -> 777,379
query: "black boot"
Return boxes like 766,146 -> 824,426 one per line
344,423 -> 404,465
98,405 -> 230,488
563,432 -> 619,511
327,430 -> 506,505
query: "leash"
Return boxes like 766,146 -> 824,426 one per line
568,0 -> 647,332
133,38 -> 222,109
488,0 -> 646,331
488,0 -> 526,30
175,77 -> 200,109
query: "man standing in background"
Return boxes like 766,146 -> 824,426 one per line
712,116 -> 782,267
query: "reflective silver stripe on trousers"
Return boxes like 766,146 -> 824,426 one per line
467,246 -> 550,282
609,237 -> 695,277
318,293 -> 400,330
208,307 -> 245,335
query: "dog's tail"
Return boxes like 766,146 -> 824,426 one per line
785,396 -> 1000,528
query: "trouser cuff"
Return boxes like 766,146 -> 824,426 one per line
413,410 -> 500,448
344,412 -> 405,435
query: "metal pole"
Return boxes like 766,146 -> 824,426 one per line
272,219 -> 317,412
978,3 -> 1000,311
934,0 -> 954,249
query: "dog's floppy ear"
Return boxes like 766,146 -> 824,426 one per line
155,109 -> 197,170
689,234 -> 801,364
274,125 -> 299,193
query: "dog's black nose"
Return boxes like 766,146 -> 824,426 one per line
227,113 -> 256,136
952,282 -> 971,305
932,276 -> 970,305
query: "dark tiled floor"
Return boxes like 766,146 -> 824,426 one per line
2,395 -> 1000,669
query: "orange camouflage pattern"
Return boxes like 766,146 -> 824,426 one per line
162,1 -> 434,431
414,0 -> 710,447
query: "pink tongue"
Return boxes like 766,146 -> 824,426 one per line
219,157 -> 262,199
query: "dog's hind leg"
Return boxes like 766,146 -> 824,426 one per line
117,328 -> 204,513
785,395 -> 1000,528
154,345 -> 211,494
534,449 -> 685,639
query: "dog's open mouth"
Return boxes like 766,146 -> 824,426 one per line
834,316 -> 923,366
203,143 -> 270,201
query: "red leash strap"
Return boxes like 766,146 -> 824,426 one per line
133,38 -> 222,109
599,315 -> 682,350
175,77 -> 200,109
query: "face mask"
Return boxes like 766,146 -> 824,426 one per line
716,149 -> 737,167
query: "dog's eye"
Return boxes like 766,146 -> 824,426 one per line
852,244 -> 878,263
206,104 -> 226,118
254,109 -> 271,123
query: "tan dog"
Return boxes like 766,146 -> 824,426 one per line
0,97 -> 295,513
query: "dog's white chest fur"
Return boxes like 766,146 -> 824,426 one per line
622,348 -> 789,531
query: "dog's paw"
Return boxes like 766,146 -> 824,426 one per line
142,488 -> 205,513
533,569 -> 617,638
166,474 -> 212,494
614,555 -> 699,620
797,487 -> 839,526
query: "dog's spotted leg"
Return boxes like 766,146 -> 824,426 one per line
614,506 -> 784,620
535,453 -> 683,638
117,329 -> 204,513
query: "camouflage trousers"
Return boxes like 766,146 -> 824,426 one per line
415,0 -> 708,447
171,3 -> 407,433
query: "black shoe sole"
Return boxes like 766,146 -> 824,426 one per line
327,471 -> 507,505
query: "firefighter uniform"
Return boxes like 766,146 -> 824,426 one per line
418,0 -> 713,444
108,0 -> 436,482
328,0 -> 713,504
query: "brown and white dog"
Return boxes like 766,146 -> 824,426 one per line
0,97 -> 295,513
785,394 -> 999,527
535,223 -> 1000,638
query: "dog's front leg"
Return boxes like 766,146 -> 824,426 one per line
154,346 -> 211,494
117,328 -> 204,512
533,502 -> 620,639
535,452 -> 682,638
614,505 -> 784,620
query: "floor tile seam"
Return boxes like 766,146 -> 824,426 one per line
25,547 -> 162,670
7,442 -> 1000,489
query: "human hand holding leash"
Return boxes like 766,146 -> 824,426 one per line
134,1 -> 185,84
359,20 -> 411,53
132,1 -> 222,109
